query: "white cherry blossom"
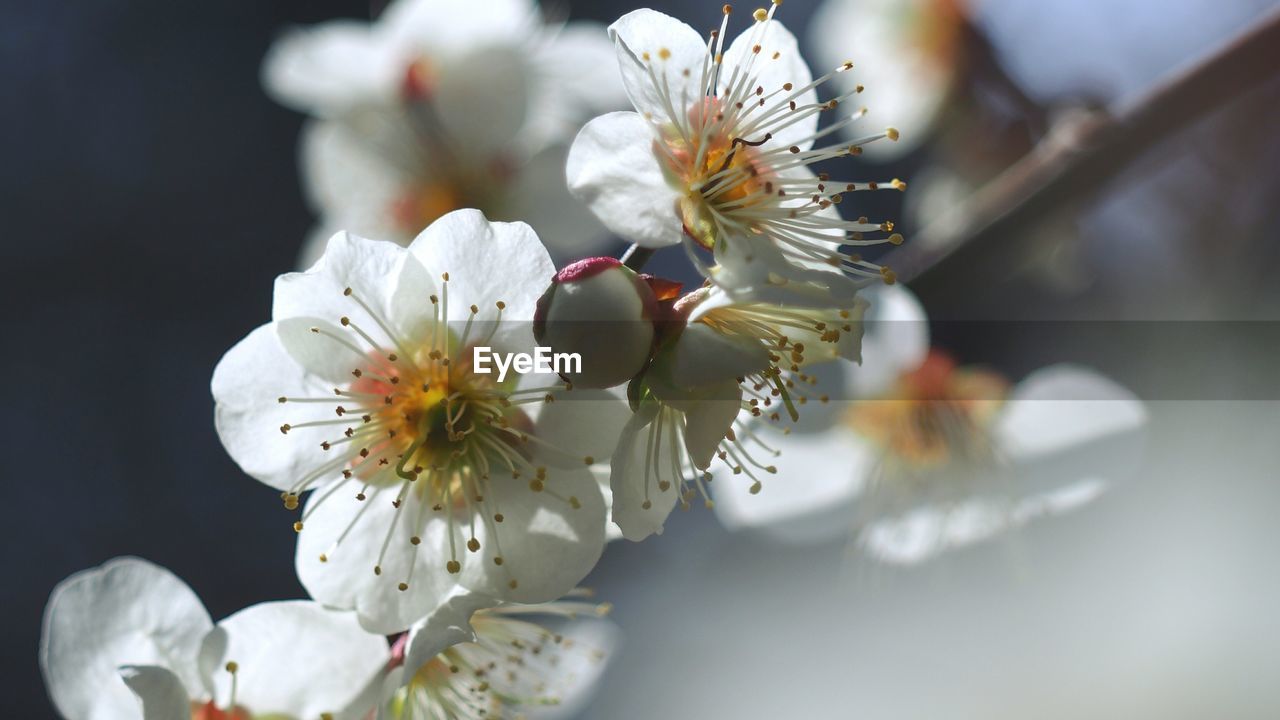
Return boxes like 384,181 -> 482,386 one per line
263,0 -> 626,265
212,210 -> 616,635
568,3 -> 909,305
381,591 -> 617,719
608,283 -> 868,540
40,557 -> 388,720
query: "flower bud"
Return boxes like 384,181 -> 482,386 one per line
534,257 -> 657,389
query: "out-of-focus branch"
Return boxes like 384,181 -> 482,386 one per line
890,8 -> 1280,298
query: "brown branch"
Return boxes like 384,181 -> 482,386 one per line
890,7 -> 1280,299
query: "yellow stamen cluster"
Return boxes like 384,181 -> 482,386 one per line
275,278 -> 586,593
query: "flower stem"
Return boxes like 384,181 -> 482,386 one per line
891,7 -> 1280,300
621,244 -> 656,272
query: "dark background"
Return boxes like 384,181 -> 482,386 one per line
5,0 -> 1278,716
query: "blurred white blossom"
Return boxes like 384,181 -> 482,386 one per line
263,0 -> 627,265
810,0 -> 968,159
714,285 -> 1148,561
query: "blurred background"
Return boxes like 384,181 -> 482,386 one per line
4,0 -> 1279,716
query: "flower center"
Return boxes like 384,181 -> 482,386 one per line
278,278 -> 585,589
347,340 -> 517,480
658,99 -> 774,248
392,59 -> 518,236
392,181 -> 465,235
845,351 -> 1008,466
189,702 -> 249,720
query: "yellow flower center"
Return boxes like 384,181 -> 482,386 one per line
659,99 -> 772,249
846,351 -> 1008,466
393,181 -> 464,235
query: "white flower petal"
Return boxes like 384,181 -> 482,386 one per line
567,111 -> 682,248
658,322 -> 772,390
299,115 -> 414,247
432,44 -> 533,157
275,317 -> 359,384
676,380 -> 742,470
721,19 -> 817,152
295,487 -> 466,635
199,601 -> 389,719
534,389 -> 632,470
408,209 -> 555,355
506,143 -> 608,260
379,0 -> 535,56
710,228 -> 861,307
273,231 -> 407,326
850,283 -> 930,397
297,221 -> 344,274
298,465 -> 605,633
40,557 -> 211,720
276,231 -> 438,357
593,466 -> 624,542
860,479 -> 1109,564
525,618 -> 619,719
262,21 -> 398,114
458,463 -> 607,605
996,364 -> 1147,461
211,323 -> 336,492
400,588 -> 500,681
714,425 -> 876,545
607,9 -> 708,126
608,402 -> 679,540
527,22 -> 630,148
810,0 -> 955,160
120,665 -> 191,720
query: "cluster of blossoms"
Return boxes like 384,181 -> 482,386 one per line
264,0 -> 628,265
40,1 -> 1145,718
